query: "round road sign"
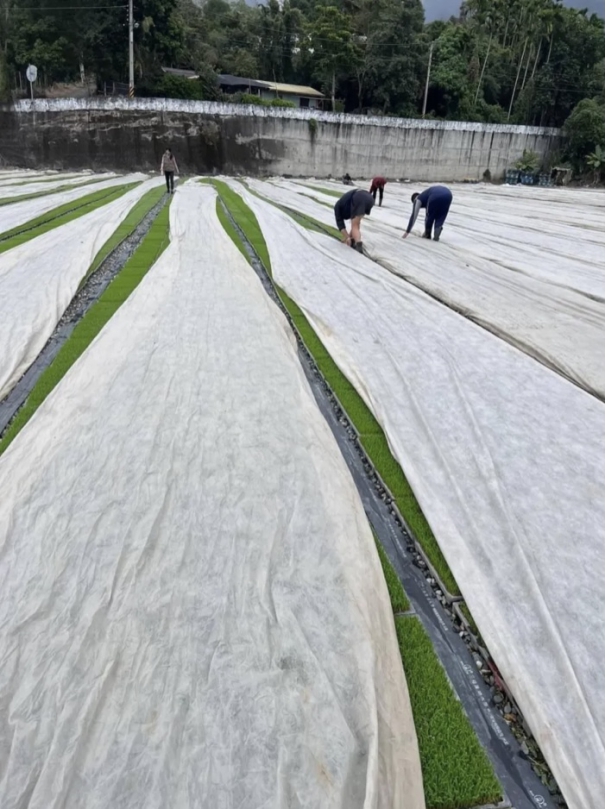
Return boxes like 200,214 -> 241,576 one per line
26,64 -> 38,83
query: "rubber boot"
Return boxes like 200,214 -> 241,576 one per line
434,225 -> 443,242
422,229 -> 432,239
354,241 -> 363,253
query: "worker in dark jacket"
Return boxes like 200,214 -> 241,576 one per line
403,185 -> 453,241
334,188 -> 375,252
369,176 -> 387,206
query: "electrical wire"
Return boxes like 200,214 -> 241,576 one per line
17,3 -> 127,8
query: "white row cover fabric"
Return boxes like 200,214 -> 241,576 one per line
0,171 -> 86,189
0,169 -> 57,184
231,181 -> 605,809
0,183 -> 424,809
0,172 -> 146,237
253,179 -> 605,399
0,172 -> 116,199
0,175 -> 160,400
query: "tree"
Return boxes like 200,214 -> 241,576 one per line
305,5 -> 359,109
0,47 -> 10,101
563,97 -> 605,172
586,144 -> 605,184
361,0 -> 425,116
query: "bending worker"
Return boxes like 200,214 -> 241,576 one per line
369,176 -> 387,206
403,185 -> 453,241
334,187 -> 375,252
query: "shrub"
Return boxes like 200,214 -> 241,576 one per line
515,149 -> 539,172
586,144 -> 605,184
270,97 -> 295,108
240,92 -> 265,106
563,98 -> 605,172
237,93 -> 296,108
153,73 -> 206,101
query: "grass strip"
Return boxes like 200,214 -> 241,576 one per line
81,185 -> 166,286
458,602 -> 480,637
211,179 -> 500,808
0,173 -> 82,187
0,182 -> 140,255
211,179 -> 272,269
305,183 -> 343,198
243,182 -> 342,239
0,201 -> 171,457
396,616 -> 502,809
212,179 -> 459,596
237,181 -> 340,240
374,534 -> 410,613
0,175 -> 115,207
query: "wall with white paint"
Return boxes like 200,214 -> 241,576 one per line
0,98 -> 561,181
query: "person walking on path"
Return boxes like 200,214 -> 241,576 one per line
403,185 -> 453,241
160,148 -> 179,194
369,176 -> 387,206
334,188 -> 375,252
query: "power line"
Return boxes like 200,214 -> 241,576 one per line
18,3 -> 127,8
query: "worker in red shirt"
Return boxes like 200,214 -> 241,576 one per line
369,176 -> 387,206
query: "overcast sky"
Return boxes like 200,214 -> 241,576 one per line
423,0 -> 603,21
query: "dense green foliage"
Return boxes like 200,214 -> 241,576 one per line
563,97 -> 605,172
2,0 -> 603,168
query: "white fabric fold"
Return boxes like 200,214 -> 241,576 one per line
233,181 -> 605,809
0,175 -> 161,399
0,184 -> 424,809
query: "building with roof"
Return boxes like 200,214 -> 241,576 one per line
161,69 -> 324,109
218,75 -> 324,109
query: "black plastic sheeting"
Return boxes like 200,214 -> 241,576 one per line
221,199 -> 560,809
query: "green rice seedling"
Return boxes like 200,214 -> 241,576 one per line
0,183 -> 141,253
360,433 -> 458,595
305,184 -> 343,198
81,185 -> 166,286
0,173 -> 83,187
458,603 -> 481,637
0,175 -> 115,207
396,616 -> 503,809
208,181 -> 501,808
211,179 -> 272,270
374,534 -> 410,614
216,198 -> 250,264
212,179 -> 461,596
0,202 -> 171,456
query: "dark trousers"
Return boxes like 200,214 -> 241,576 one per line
425,189 -> 452,236
371,187 -> 384,206
164,171 -> 174,192
334,200 -> 346,232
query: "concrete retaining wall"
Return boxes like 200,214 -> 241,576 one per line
0,98 -> 561,181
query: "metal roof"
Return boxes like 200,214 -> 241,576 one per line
161,67 -> 198,79
160,70 -> 324,98
266,82 -> 324,98
218,74 -> 323,98
217,74 -> 268,90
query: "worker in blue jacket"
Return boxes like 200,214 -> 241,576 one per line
402,185 -> 453,241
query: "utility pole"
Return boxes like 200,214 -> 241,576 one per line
422,42 -> 433,118
128,0 -> 134,98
